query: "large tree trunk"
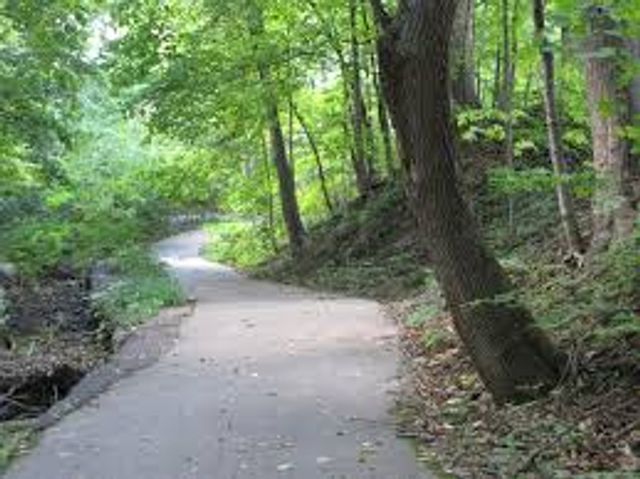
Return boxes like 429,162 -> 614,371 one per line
451,0 -> 478,106
585,6 -> 638,250
370,0 -> 562,403
533,0 -> 584,255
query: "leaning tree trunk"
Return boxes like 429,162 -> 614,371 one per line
370,0 -> 562,403
263,91 -> 307,254
260,134 -> 279,251
249,4 -> 306,254
585,6 -> 637,251
451,0 -> 478,106
533,0 -> 584,256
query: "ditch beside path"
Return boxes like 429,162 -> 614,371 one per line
5,230 -> 431,479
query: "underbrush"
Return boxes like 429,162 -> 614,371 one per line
92,247 -> 185,331
0,247 -> 184,472
393,222 -> 640,477
236,184 -> 430,299
203,220 -> 274,269
248,178 -> 639,476
0,421 -> 35,473
204,208 -> 427,297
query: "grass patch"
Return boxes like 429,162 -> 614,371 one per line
515,229 -> 640,348
203,220 -> 274,269
92,247 -> 185,330
392,224 -> 640,476
0,421 -> 35,473
304,251 -> 428,299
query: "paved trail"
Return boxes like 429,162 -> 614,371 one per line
6,231 -> 431,479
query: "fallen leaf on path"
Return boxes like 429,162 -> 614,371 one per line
276,462 -> 294,472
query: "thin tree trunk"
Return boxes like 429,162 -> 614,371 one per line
503,0 -> 520,236
585,6 -> 637,250
498,0 -> 511,112
533,0 -> 584,255
372,49 -> 395,174
361,2 -> 381,179
305,0 -> 377,194
628,39 -> 640,122
288,92 -> 295,179
264,94 -> 307,254
342,115 -> 357,205
249,4 -> 306,254
349,0 -> 374,196
261,133 -> 278,251
292,103 -> 334,213
523,67 -> 534,109
493,45 -> 502,108
451,0 -> 478,105
371,0 -> 562,403
627,39 -> 640,182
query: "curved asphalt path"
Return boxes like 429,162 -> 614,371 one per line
5,231 -> 431,479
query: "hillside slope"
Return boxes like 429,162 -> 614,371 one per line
255,180 -> 640,477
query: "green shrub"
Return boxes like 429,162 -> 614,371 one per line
488,166 -> 596,198
203,220 -> 274,268
0,218 -> 73,276
0,422 -> 34,473
92,248 -> 184,329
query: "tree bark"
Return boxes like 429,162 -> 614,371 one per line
260,133 -> 278,251
371,0 -> 562,403
372,49 -> 396,175
249,4 -> 306,254
502,0 -> 519,236
451,0 -> 478,106
533,0 -> 584,255
292,103 -> 334,213
493,45 -> 502,108
264,93 -> 307,254
349,0 -> 375,196
305,0 -> 378,195
497,0 -> 512,112
627,38 -> 640,182
627,39 -> 640,121
585,6 -> 637,250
